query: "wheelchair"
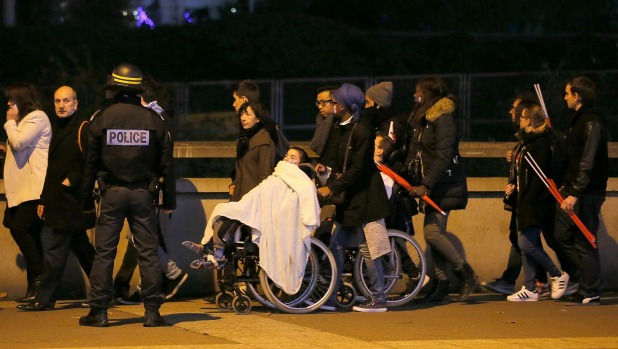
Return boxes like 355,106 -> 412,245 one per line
317,188 -> 426,309
212,227 -> 337,314
321,227 -> 426,309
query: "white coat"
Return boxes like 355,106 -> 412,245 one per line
3,110 -> 51,208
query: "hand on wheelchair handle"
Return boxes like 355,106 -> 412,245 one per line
317,186 -> 332,199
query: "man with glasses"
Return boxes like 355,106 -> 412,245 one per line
310,84 -> 341,180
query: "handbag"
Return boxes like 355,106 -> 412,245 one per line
407,151 -> 423,185
321,123 -> 356,206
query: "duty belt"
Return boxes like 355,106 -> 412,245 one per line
106,181 -> 149,189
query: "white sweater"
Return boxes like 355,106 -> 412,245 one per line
3,110 -> 51,207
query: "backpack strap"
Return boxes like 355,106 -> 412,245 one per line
78,121 -> 88,153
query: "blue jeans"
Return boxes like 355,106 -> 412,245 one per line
554,194 -> 604,297
518,227 -> 561,291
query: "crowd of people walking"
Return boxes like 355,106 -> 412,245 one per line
1,65 -> 609,327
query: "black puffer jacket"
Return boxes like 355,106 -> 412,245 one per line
407,97 -> 468,211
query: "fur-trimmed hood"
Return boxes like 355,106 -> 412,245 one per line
426,97 -> 456,122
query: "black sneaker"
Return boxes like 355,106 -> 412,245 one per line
352,299 -> 387,313
566,293 -> 600,306
165,272 -> 188,300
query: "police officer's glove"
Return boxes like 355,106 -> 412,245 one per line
410,185 -> 429,198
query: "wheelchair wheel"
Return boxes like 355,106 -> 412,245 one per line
261,237 -> 337,314
232,294 -> 252,314
336,282 -> 356,308
215,291 -> 234,310
242,258 -> 277,310
354,229 -> 426,307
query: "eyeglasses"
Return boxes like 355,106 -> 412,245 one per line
315,99 -> 334,107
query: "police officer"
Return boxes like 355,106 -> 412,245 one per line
79,63 -> 175,327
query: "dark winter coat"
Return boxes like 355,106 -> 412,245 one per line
231,128 -> 276,202
562,106 -> 608,198
361,106 -> 408,167
514,126 -> 555,232
317,116 -> 342,169
327,121 -> 390,227
40,111 -> 94,230
361,106 -> 408,150
407,97 -> 468,212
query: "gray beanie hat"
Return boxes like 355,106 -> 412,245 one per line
366,81 -> 393,107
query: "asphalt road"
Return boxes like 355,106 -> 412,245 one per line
1,293 -> 618,349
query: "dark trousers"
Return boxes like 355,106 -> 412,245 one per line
113,215 -> 174,299
554,194 -> 604,297
114,239 -> 139,299
36,229 -> 95,305
87,186 -> 163,308
70,230 -> 96,276
423,211 -> 466,282
5,200 -> 45,285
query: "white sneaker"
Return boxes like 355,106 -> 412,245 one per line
507,286 -> 539,302
550,271 -> 570,299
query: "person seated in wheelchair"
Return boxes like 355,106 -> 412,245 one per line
183,147 -> 321,294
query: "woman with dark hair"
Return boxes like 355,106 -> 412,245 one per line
3,83 -> 52,302
230,101 -> 277,202
189,101 -> 277,267
406,76 -> 475,304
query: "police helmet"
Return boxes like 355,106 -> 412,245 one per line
106,63 -> 143,92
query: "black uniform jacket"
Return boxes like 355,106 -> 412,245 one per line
81,94 -> 176,210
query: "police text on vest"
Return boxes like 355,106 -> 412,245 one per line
107,129 -> 150,146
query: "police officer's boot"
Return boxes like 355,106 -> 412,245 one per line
144,306 -> 167,327
79,307 -> 109,327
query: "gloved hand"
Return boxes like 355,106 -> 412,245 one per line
411,185 -> 429,198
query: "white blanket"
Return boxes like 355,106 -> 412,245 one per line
203,161 -> 320,294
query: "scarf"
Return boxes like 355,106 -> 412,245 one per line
236,122 -> 263,159
309,113 -> 334,156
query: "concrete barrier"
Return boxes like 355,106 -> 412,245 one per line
1,142 -> 616,300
